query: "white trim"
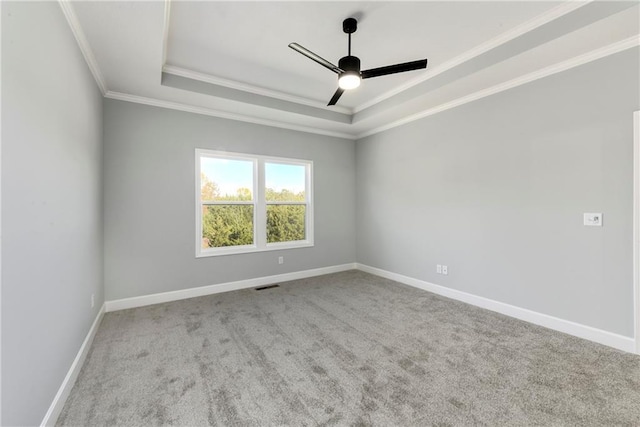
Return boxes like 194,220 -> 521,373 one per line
105,263 -> 356,312
356,263 -> 636,353
163,65 -> 353,116
0,1 -> 3,421
57,0 -> 107,95
357,37 -> 640,139
104,91 -> 357,140
40,304 -> 106,427
353,1 -> 590,113
255,157 -> 266,249
634,110 -> 640,354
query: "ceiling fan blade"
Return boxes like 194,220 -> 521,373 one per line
289,43 -> 343,74
361,59 -> 428,79
327,87 -> 345,106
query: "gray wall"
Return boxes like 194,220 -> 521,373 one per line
356,48 -> 640,337
103,100 -> 356,301
1,2 -> 104,426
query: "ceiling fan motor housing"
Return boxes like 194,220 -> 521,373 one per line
339,55 -> 361,74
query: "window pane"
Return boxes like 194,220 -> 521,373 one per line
265,163 -> 305,202
201,157 -> 253,201
202,205 -> 254,248
267,205 -> 305,243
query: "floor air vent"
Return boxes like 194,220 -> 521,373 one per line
255,284 -> 280,291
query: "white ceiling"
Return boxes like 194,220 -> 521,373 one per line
68,0 -> 640,139
166,1 -> 558,109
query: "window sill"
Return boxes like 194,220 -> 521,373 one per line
196,241 -> 314,258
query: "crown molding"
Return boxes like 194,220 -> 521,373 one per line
353,0 -> 591,114
60,0 -> 637,143
104,91 -> 357,140
357,36 -> 640,139
57,0 -> 107,95
108,38 -> 638,143
163,65 -> 353,116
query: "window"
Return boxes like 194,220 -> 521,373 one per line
196,149 -> 313,257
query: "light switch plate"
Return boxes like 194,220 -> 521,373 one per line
583,213 -> 603,226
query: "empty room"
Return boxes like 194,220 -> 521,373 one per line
2,0 -> 640,425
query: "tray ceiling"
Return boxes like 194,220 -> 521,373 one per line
67,1 -> 640,139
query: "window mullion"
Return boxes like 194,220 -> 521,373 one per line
256,159 -> 267,249
306,162 -> 313,242
201,201 -> 255,205
265,201 -> 307,205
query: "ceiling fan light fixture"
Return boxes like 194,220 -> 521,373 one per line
337,55 -> 361,90
338,71 -> 361,90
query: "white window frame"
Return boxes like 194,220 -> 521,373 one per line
195,149 -> 314,257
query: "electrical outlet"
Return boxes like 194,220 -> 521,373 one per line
91,294 -> 95,308
278,256 -> 284,265
436,264 -> 442,274
442,265 -> 448,275
583,213 -> 603,226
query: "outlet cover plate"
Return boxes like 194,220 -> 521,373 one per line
583,213 -> 603,226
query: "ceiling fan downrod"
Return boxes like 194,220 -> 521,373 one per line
343,17 -> 357,56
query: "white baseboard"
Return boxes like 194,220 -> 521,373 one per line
41,304 -> 106,426
105,262 -> 635,353
356,263 -> 636,354
105,263 -> 357,312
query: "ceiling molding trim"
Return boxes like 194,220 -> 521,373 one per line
353,0 -> 591,114
163,65 -> 353,116
161,0 -> 171,67
104,91 -> 357,141
57,0 -> 107,95
357,36 -> 639,140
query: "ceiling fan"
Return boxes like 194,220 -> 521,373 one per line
289,18 -> 428,106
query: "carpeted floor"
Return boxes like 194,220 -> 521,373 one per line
57,270 -> 640,426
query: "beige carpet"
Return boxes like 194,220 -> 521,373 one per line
57,270 -> 640,426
